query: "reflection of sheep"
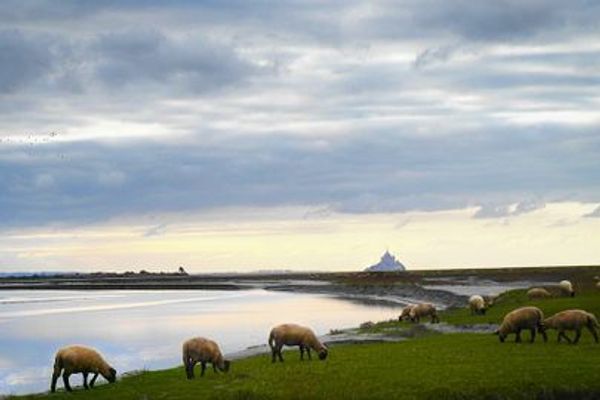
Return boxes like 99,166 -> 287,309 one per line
559,280 -> 575,297
527,288 -> 552,300
398,305 -> 415,321
469,295 -> 486,315
409,303 -> 439,324
51,345 -> 116,392
268,324 -> 328,363
182,337 -> 230,379
544,310 -> 599,344
495,306 -> 547,343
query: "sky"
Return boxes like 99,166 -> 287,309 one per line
1,0 -> 599,272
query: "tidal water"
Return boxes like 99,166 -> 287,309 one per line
0,289 -> 401,395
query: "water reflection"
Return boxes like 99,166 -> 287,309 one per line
0,289 -> 401,394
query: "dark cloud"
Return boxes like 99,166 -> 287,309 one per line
1,124 -> 599,227
0,1 -> 599,229
0,31 -> 54,93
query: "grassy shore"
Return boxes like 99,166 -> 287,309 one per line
13,332 -> 600,400
12,282 -> 600,400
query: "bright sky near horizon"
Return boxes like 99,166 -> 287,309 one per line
1,1 -> 599,272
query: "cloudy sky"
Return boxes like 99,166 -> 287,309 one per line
1,0 -> 599,272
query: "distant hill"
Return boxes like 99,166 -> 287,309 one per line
364,251 -> 406,272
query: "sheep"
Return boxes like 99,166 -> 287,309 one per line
559,280 -> 575,297
182,337 -> 230,379
409,303 -> 440,324
398,305 -> 415,321
483,294 -> 498,307
494,306 -> 547,343
468,295 -> 487,315
594,276 -> 600,290
268,323 -> 328,363
51,345 -> 116,393
543,309 -> 599,344
527,287 -> 552,300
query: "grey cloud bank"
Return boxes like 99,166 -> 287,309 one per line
1,0 -> 599,228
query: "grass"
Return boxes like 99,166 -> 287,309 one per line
12,333 -> 600,400
10,270 -> 600,400
441,287 -> 600,326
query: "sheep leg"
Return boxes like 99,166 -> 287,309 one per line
573,329 -> 582,344
62,373 -> 72,392
213,363 -> 218,374
558,331 -> 572,344
587,325 -> 599,343
271,348 -> 277,363
529,328 -> 536,343
539,326 -> 548,343
90,373 -> 99,387
306,347 -> 312,360
83,373 -> 89,390
515,329 -> 522,343
277,345 -> 284,362
200,362 -> 207,377
50,368 -> 61,393
300,345 -> 304,360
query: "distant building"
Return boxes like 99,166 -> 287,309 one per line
364,250 -> 406,272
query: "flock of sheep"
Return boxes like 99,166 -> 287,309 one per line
49,279 -> 598,393
50,323 -> 327,393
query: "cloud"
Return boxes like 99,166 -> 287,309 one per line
0,1 -> 599,230
583,205 -> 600,218
0,30 -> 54,93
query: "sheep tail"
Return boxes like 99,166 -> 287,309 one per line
182,344 -> 191,369
268,330 -> 276,350
53,354 -> 62,372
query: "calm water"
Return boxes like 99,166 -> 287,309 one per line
0,289 -> 401,395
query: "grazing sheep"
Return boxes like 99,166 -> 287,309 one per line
559,280 -> 575,297
268,323 -> 328,363
527,288 -> 552,300
51,345 -> 116,393
398,305 -> 415,321
409,303 -> 440,324
543,309 -> 599,344
182,337 -> 230,379
469,295 -> 487,315
494,306 -> 547,343
483,294 -> 498,307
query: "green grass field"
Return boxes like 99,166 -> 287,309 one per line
11,276 -> 600,400
13,333 -> 600,400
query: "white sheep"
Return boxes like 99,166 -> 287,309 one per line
468,295 -> 487,315
409,303 -> 440,324
543,309 -> 599,344
268,323 -> 328,363
51,345 -> 116,392
494,306 -> 547,343
182,337 -> 230,379
527,288 -> 552,300
559,280 -> 575,297
398,305 -> 415,321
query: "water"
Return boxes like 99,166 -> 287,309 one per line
0,289 -> 401,395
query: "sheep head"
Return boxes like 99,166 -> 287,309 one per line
222,360 -> 231,373
318,348 -> 328,360
106,367 -> 117,383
